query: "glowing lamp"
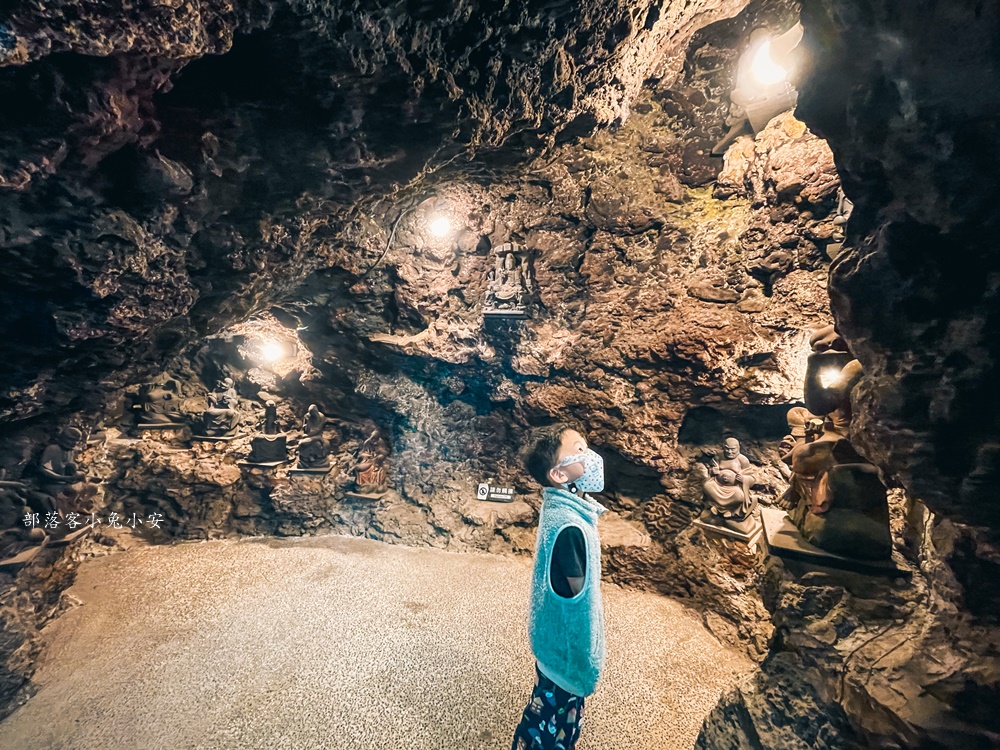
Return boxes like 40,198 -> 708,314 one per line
750,40 -> 788,86
428,215 -> 452,238
818,367 -> 842,389
261,340 -> 286,364
803,351 -> 855,416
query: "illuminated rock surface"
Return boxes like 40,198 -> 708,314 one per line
1,0 -> 999,746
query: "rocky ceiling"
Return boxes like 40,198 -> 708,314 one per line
2,0 -> 1000,746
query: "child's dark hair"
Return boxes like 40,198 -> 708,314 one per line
522,423 -> 572,487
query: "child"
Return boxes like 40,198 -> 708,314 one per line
511,423 -> 607,750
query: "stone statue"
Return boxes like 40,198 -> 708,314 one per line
264,401 -> 279,434
776,406 -> 821,501
780,326 -> 893,560
302,404 -> 327,437
37,426 -> 98,513
485,242 -> 533,318
831,188 -> 854,239
245,400 -> 288,465
134,379 -> 184,426
39,427 -> 86,486
700,438 -> 759,535
293,404 -> 331,471
297,436 -> 331,470
352,429 -> 389,495
0,479 -> 46,561
201,377 -> 239,437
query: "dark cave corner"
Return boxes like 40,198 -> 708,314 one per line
2,0 -> 1000,747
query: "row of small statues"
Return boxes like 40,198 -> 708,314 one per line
1,426 -> 97,560
133,379 -> 389,491
246,402 -> 389,493
134,376 -> 241,438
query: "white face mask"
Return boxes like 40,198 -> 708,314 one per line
556,449 -> 605,494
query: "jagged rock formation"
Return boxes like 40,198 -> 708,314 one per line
2,0 -> 999,746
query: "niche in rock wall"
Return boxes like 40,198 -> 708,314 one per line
600,444 -> 666,509
678,404 -> 798,454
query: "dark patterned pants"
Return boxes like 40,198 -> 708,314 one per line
511,664 -> 586,750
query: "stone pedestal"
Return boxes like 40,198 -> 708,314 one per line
238,460 -> 289,470
288,466 -> 333,476
761,507 -> 906,578
344,490 -> 386,502
693,511 -> 763,548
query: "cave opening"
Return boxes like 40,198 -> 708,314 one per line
2,0 -> 1000,748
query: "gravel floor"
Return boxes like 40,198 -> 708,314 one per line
0,535 -> 751,750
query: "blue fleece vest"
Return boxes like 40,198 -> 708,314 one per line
528,486 -> 606,697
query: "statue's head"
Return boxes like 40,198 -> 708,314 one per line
307,404 -> 319,417
723,438 -> 740,459
809,324 -> 850,354
504,253 -> 515,270
58,426 -> 83,450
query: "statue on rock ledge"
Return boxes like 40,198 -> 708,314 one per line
38,426 -> 97,512
292,404 -> 332,473
244,400 -> 288,465
348,429 -> 389,498
133,379 -> 184,428
484,242 -> 533,318
200,377 -> 240,438
698,437 -> 760,536
780,325 -> 893,561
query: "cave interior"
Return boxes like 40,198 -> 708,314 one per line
1,0 -> 999,748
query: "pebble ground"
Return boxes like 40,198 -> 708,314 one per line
0,535 -> 751,749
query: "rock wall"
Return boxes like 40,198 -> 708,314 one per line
4,0 -> 999,746
695,4 -> 1000,746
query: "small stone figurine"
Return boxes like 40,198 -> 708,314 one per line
134,379 -> 184,427
38,426 -> 96,511
826,188 -> 855,259
484,242 -> 533,318
200,377 -> 240,438
244,401 -> 288,465
349,429 -> 389,498
700,438 -> 759,535
293,404 -> 331,473
0,480 -> 46,564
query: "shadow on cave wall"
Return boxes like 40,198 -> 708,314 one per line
678,403 -> 799,459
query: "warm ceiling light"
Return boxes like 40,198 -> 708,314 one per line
428,214 -> 452,237
261,340 -> 286,363
751,40 -> 788,85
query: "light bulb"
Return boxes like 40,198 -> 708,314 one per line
751,40 -> 788,86
818,367 -> 842,389
261,340 -> 285,364
428,214 -> 452,238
